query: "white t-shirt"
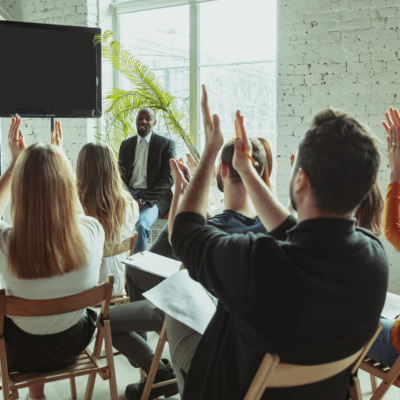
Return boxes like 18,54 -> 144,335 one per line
0,215 -> 105,335
98,201 -> 139,296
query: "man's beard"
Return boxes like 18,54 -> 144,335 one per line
289,178 -> 297,211
216,171 -> 224,193
137,129 -> 151,138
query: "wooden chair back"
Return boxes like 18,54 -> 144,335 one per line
0,275 -> 118,400
245,322 -> 383,400
103,231 -> 138,258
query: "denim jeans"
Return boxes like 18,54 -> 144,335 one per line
129,188 -> 159,254
367,317 -> 400,367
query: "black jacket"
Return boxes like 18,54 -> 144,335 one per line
171,213 -> 388,400
119,133 -> 176,218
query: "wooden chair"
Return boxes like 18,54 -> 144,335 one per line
358,330 -> 400,399
139,264 -> 184,400
244,322 -> 383,400
140,320 -> 177,400
0,275 -> 118,400
100,231 -> 138,306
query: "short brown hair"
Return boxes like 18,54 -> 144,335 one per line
220,138 -> 267,185
296,108 -> 380,214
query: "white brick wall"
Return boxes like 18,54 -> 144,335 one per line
0,0 -> 99,171
277,0 -> 400,293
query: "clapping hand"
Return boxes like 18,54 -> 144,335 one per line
387,125 -> 400,183
232,110 -> 252,175
201,85 -> 223,155
170,159 -> 191,193
383,107 -> 400,133
8,115 -> 27,164
51,120 -> 63,148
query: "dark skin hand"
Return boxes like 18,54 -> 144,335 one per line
136,108 -> 157,138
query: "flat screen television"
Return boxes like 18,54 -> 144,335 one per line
0,21 -> 101,118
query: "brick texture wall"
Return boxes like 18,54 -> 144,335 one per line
277,0 -> 400,292
0,0 -> 98,170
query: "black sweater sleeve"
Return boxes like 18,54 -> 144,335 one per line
171,212 -> 296,316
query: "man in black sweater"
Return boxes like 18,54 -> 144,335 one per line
166,86 -> 389,400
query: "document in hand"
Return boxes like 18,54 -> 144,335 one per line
122,251 -> 182,278
143,270 -> 217,335
382,291 -> 400,319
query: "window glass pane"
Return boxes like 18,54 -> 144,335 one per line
120,6 -> 190,159
200,0 -> 277,181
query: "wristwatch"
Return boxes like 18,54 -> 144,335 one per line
139,199 -> 146,205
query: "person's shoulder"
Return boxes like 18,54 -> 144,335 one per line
207,213 -> 232,229
355,226 -> 383,244
78,215 -> 105,243
153,132 -> 174,146
120,135 -> 136,148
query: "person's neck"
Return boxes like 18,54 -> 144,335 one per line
138,131 -> 152,139
296,201 -> 353,223
223,182 -> 257,219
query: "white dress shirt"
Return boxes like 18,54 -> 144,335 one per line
129,132 -> 152,189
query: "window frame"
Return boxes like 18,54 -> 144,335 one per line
115,0 -> 276,152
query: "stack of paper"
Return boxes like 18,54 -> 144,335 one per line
122,251 -> 181,278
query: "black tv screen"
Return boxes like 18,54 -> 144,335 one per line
0,21 -> 101,118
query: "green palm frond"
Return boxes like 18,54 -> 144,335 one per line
94,31 -> 200,162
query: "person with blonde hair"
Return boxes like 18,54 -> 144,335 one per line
76,142 -> 139,296
0,117 -> 105,400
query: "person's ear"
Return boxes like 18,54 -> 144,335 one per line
152,119 -> 157,127
220,162 -> 229,178
294,168 -> 310,193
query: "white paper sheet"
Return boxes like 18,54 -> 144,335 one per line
122,251 -> 181,278
143,270 -> 217,335
382,292 -> 400,319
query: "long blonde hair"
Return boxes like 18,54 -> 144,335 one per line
76,142 -> 134,254
8,144 -> 88,279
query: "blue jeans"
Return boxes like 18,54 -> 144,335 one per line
129,189 -> 159,254
367,317 -> 400,367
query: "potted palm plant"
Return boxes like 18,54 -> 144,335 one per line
94,31 -> 200,162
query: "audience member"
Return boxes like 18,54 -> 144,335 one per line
367,108 -> 400,367
118,107 -> 176,254
76,142 -> 139,296
108,138 -> 269,400
0,118 -> 104,400
166,88 -> 388,400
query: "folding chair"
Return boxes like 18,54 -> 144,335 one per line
139,320 -> 177,400
139,263 -> 184,400
244,322 -> 383,400
0,275 -> 117,400
100,231 -> 138,306
358,333 -> 400,399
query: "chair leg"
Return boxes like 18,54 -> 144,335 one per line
84,372 -> 97,400
104,321 -> 118,400
12,390 -> 19,399
0,338 -> 11,400
349,376 -> 362,400
141,324 -> 168,400
370,374 -> 378,393
370,355 -> 400,400
70,377 -> 77,399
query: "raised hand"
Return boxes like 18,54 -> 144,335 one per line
383,107 -> 400,134
201,85 -> 223,154
51,120 -> 63,148
388,125 -> 400,183
232,110 -> 252,175
170,159 -> 190,193
290,153 -> 295,167
186,153 -> 198,176
8,115 -> 27,164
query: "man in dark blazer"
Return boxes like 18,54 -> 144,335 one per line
119,107 -> 176,253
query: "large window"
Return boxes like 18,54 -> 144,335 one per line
119,0 -> 276,165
